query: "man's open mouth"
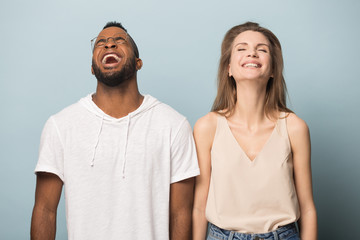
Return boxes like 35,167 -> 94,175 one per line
102,53 -> 121,65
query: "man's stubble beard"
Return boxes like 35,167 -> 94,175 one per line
92,55 -> 137,87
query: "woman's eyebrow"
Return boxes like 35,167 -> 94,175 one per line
234,42 -> 269,48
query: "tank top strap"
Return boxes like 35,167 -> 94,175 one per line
276,112 -> 289,139
214,114 -> 227,134
211,114 -> 227,148
217,114 -> 227,125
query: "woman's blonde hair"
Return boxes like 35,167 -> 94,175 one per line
212,22 -> 292,118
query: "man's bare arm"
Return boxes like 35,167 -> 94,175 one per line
31,172 -> 63,240
169,177 -> 195,240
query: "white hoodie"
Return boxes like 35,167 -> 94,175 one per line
35,94 -> 199,240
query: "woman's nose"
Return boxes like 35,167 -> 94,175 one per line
247,49 -> 258,57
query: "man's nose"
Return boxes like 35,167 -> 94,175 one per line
105,38 -> 117,49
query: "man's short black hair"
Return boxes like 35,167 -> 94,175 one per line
103,21 -> 139,58
103,21 -> 127,32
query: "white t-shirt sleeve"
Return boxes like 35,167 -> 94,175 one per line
35,116 -> 65,182
170,119 -> 200,183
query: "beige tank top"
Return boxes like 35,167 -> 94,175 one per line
205,113 -> 300,233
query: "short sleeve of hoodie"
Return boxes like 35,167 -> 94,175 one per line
34,117 -> 65,182
170,119 -> 200,183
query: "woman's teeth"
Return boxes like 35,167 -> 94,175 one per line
244,63 -> 259,68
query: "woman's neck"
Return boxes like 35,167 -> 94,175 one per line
231,81 -> 269,129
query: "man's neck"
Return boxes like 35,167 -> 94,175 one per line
92,79 -> 144,119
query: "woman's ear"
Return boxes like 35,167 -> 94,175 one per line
228,64 -> 232,77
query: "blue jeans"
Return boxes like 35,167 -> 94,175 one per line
207,222 -> 300,240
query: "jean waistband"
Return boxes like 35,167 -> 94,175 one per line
208,222 -> 298,240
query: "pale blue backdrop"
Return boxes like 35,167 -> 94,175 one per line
1,0 -> 359,239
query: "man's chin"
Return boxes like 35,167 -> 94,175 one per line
97,73 -> 123,87
102,70 -> 120,78
92,57 -> 136,87
103,65 -> 120,71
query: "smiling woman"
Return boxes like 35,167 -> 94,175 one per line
192,22 -> 318,240
229,31 -> 272,88
212,22 -> 288,120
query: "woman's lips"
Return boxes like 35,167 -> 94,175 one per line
242,62 -> 261,68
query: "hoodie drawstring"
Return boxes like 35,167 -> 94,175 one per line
91,115 -> 104,167
121,115 -> 130,178
80,94 -> 160,174
91,114 -> 130,179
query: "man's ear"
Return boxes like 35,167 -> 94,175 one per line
91,66 -> 94,75
136,58 -> 143,70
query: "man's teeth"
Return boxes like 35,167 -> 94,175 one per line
102,54 -> 120,64
244,63 -> 259,68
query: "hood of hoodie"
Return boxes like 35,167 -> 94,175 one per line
79,93 -> 160,122
79,93 -> 161,177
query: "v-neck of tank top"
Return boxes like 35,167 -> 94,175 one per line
222,116 -> 280,163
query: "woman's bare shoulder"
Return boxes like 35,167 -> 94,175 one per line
286,112 -> 309,139
194,112 -> 219,141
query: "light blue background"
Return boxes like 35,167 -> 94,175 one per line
1,0 -> 359,239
